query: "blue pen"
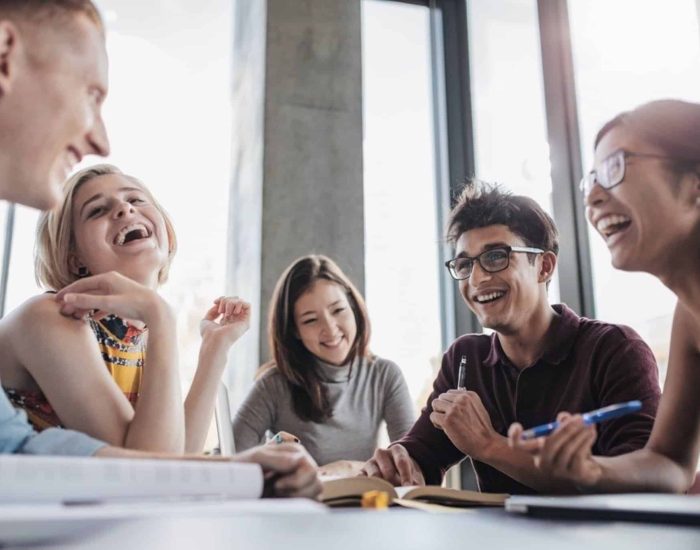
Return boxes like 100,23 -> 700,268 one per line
520,400 -> 642,440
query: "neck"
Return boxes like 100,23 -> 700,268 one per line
657,255 -> 700,315
497,303 -> 556,370
316,354 -> 356,369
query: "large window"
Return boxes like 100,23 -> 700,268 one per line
569,0 -> 700,381
362,0 -> 443,410
3,1 -> 233,433
467,0 -> 560,304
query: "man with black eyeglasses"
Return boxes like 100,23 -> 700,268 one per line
361,182 -> 660,494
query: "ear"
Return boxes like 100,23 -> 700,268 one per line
537,251 -> 557,285
67,253 -> 85,277
691,167 -> 700,209
0,20 -> 21,97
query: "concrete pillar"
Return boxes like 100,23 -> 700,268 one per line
228,0 -> 364,406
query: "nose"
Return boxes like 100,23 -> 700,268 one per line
113,199 -> 135,219
318,313 -> 337,335
87,113 -> 111,158
584,179 -> 608,208
468,260 -> 492,287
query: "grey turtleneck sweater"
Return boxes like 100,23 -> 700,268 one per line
232,356 -> 415,466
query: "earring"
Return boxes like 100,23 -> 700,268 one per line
77,266 -> 89,278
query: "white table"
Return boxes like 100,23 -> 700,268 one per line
6,505 -> 700,550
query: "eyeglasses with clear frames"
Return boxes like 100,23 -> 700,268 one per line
579,149 -> 691,198
444,245 -> 545,281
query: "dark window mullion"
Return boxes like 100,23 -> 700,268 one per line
537,0 -> 595,318
431,0 -> 480,346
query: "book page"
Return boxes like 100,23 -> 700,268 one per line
397,485 -> 508,506
320,476 -> 396,503
0,455 -> 263,503
394,485 -> 421,499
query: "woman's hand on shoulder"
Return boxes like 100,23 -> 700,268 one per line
55,271 -> 172,326
200,296 -> 251,349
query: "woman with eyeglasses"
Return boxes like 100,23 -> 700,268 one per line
233,254 -> 415,471
509,99 -> 700,493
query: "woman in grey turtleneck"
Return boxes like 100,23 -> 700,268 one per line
233,254 -> 415,467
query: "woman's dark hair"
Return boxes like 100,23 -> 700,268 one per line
268,254 -> 371,423
446,181 -> 559,258
595,100 -> 700,169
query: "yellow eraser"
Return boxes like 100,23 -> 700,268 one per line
361,490 -> 390,509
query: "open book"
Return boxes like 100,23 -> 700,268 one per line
321,476 -> 508,508
0,454 -> 263,504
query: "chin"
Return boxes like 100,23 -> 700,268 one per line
609,249 -> 641,273
8,179 -> 58,211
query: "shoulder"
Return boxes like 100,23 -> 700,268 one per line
575,315 -> 657,374
576,314 -> 649,350
444,333 -> 493,364
365,355 -> 405,381
367,355 -> 400,372
4,294 -> 90,337
252,365 -> 289,394
0,295 -> 100,378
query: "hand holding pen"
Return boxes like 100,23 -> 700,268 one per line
265,430 -> 300,445
519,401 -> 642,440
429,354 -> 501,460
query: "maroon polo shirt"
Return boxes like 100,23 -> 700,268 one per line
398,304 -> 661,495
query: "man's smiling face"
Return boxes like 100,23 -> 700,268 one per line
456,224 -> 545,335
0,12 -> 109,210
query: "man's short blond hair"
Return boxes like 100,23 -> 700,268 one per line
35,164 -> 178,291
0,0 -> 103,30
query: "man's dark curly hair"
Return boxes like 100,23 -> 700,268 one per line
446,181 -> 559,259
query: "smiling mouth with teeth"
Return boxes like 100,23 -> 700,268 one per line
474,291 -> 506,304
597,214 -> 631,238
114,224 -> 151,246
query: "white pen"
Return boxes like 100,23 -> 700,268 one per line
457,355 -> 467,390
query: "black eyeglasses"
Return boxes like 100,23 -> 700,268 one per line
579,149 -> 694,198
444,245 -> 544,281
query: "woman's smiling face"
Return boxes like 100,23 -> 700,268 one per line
293,279 -> 358,366
585,125 -> 700,277
70,173 -> 170,284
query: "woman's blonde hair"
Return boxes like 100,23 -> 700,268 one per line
35,164 -> 177,290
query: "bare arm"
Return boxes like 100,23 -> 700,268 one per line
593,303 -> 700,492
10,293 -> 182,452
184,297 -> 250,453
41,272 -> 184,452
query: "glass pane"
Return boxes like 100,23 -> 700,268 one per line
362,0 -> 443,411
570,0 -> 700,382
467,0 -> 560,304
4,205 -> 40,315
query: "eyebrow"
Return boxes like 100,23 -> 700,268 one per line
79,186 -> 144,217
298,299 -> 343,318
455,242 -> 509,258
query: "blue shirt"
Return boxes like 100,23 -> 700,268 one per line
0,379 -> 105,456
